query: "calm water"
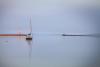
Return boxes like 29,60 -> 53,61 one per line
0,35 -> 100,67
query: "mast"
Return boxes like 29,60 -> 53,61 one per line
29,16 -> 32,35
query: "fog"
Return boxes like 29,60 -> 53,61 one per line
0,0 -> 100,67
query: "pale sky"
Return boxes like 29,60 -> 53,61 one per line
0,0 -> 100,34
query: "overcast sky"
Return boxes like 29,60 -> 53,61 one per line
0,0 -> 100,34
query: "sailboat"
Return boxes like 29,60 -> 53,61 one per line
26,17 -> 33,40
